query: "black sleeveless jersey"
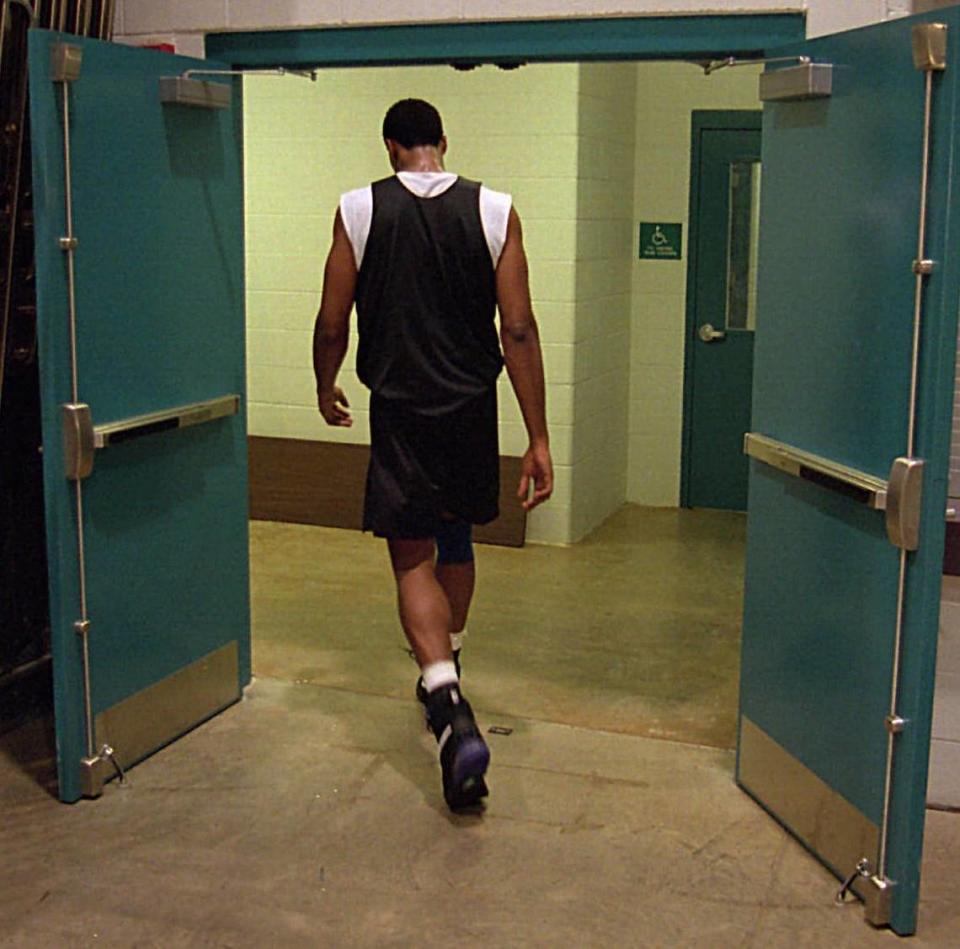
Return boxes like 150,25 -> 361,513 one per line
355,176 -> 503,415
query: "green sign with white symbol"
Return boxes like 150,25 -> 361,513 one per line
639,222 -> 682,259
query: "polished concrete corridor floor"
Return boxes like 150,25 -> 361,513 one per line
2,505 -> 958,945
251,505 -> 746,749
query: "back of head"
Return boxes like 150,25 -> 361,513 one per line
382,98 -> 444,149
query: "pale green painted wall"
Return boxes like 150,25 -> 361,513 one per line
244,61 -> 761,543
244,64 -> 581,543
628,62 -> 762,507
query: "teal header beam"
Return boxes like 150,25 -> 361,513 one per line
206,14 -> 806,69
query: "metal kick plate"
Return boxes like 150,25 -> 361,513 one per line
759,63 -> 833,102
738,716 -> 880,907
95,641 -> 240,780
159,77 -> 232,110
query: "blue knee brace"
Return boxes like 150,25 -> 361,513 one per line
436,520 -> 474,565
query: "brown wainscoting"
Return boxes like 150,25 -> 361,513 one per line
248,436 -> 526,547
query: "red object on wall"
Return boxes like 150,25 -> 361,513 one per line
140,43 -> 176,54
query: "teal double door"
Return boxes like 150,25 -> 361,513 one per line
739,9 -> 960,937
29,32 -> 250,803
24,8 -> 959,937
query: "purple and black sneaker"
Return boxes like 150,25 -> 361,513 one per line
425,682 -> 489,811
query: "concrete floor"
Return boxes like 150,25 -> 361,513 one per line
251,506 -> 746,749
2,505 -> 958,946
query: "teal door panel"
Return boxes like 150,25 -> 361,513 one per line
29,32 -> 250,803
683,115 -> 761,510
739,11 -> 960,935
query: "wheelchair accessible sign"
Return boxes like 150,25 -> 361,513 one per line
640,222 -> 682,260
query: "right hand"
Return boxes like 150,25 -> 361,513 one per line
518,441 -> 553,511
318,385 -> 352,427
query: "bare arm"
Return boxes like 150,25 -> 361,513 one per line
313,209 -> 357,427
497,206 -> 553,511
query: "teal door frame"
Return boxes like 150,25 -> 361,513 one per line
681,110 -> 763,509
206,15 -> 805,67
205,9 -> 952,938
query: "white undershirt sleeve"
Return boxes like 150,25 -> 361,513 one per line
479,186 -> 512,267
339,186 -> 373,270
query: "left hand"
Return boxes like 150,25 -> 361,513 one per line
318,385 -> 352,427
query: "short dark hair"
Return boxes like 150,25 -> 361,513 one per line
382,99 -> 443,149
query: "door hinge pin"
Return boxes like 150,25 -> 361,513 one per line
912,258 -> 934,275
885,713 -> 907,734
835,857 -> 871,905
58,235 -> 78,251
73,618 -> 90,636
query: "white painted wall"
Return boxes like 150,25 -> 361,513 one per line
113,0 -> 926,52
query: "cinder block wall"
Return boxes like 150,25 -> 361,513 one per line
628,62 -> 761,507
245,62 -> 765,542
569,64 -> 636,541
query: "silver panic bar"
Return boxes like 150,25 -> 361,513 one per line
93,394 -> 240,448
744,432 -> 889,510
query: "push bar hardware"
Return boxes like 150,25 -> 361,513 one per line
92,394 -> 240,448
885,457 -> 924,551
913,22 -> 947,72
61,395 -> 239,480
62,402 -> 94,480
743,433 -> 888,510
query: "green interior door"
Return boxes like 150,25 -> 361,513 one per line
683,113 -> 762,511
738,11 -> 960,936
29,32 -> 250,803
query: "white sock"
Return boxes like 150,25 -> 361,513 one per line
450,630 -> 467,653
421,660 -> 459,693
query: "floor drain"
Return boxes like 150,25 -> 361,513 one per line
488,725 -> 513,736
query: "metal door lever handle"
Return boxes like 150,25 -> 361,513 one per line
698,323 -> 726,342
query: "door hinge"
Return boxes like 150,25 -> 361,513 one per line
885,457 -> 924,550
884,713 -> 907,734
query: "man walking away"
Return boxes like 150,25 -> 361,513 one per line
313,98 -> 552,811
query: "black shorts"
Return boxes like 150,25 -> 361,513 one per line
363,389 -> 500,539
